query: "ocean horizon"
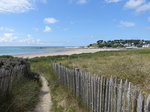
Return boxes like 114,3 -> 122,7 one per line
0,46 -> 70,55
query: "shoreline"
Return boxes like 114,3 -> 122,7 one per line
13,48 -> 121,59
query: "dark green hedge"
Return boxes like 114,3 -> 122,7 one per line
0,56 -> 39,81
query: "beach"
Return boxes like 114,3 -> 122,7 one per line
14,48 -> 120,58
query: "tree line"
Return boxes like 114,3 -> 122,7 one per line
88,39 -> 150,48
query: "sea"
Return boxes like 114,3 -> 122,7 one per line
0,46 -> 66,55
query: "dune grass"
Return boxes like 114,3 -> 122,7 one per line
59,49 -> 150,89
30,58 -> 87,112
0,77 -> 40,112
29,48 -> 150,111
0,56 -> 40,112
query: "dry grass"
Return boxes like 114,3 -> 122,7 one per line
31,60 -> 87,112
59,49 -> 150,89
0,78 -> 40,112
29,48 -> 150,111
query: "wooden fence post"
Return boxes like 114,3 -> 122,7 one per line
117,79 -> 123,112
113,78 -> 117,112
137,92 -> 144,112
132,90 -> 138,112
104,78 -> 109,112
99,76 -> 103,112
96,77 -> 100,112
123,80 -> 128,112
146,95 -> 150,112
108,77 -> 113,112
51,63 -> 150,112
102,77 -> 106,112
127,82 -> 131,112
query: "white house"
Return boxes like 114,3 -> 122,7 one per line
143,44 -> 150,48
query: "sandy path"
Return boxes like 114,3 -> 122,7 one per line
34,76 -> 52,112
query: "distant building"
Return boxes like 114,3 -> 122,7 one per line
126,46 -> 138,49
143,44 -> 150,48
124,43 -> 131,47
88,47 -> 96,49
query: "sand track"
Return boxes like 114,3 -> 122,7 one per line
34,76 -> 52,112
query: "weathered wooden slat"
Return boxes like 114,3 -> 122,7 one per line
146,95 -> 150,112
117,79 -> 123,112
0,64 -> 29,98
102,77 -> 106,112
51,63 -> 150,112
90,75 -> 93,110
88,74 -> 91,110
127,82 -> 131,112
96,77 -> 100,112
108,77 -> 113,112
123,80 -> 128,112
137,92 -> 144,112
99,76 -> 103,112
132,90 -> 138,112
107,77 -> 111,112
104,78 -> 109,112
110,77 -> 114,112
93,75 -> 97,112
113,78 -> 117,112
91,76 -> 94,111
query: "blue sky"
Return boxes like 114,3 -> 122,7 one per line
0,0 -> 150,46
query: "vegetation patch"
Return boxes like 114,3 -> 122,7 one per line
31,58 -> 87,112
88,39 -> 150,48
0,56 -> 40,112
59,49 -> 150,89
30,48 -> 150,111
0,77 -> 40,112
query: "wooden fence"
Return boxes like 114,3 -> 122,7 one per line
51,62 -> 150,112
0,65 -> 28,97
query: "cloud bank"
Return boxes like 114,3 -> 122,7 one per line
0,33 -> 42,45
120,21 -> 136,27
44,18 -> 58,24
0,0 -> 47,13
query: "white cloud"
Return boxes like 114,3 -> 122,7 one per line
27,34 -> 32,38
0,33 -> 17,42
19,34 -> 41,44
0,0 -> 47,13
0,0 -> 32,13
136,2 -> 150,12
77,0 -> 88,4
125,0 -> 145,8
120,21 -> 136,27
69,0 -> 88,4
3,33 -> 14,38
0,26 -> 14,32
105,0 -> 121,3
124,0 -> 150,13
0,33 -> 42,45
44,18 -> 58,24
44,26 -> 52,32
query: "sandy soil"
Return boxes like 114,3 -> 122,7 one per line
14,48 -> 120,59
34,76 -> 52,112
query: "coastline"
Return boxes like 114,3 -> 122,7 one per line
13,48 -> 121,59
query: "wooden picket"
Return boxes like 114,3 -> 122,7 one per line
51,62 -> 150,112
146,95 -> 150,112
0,65 -> 28,98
